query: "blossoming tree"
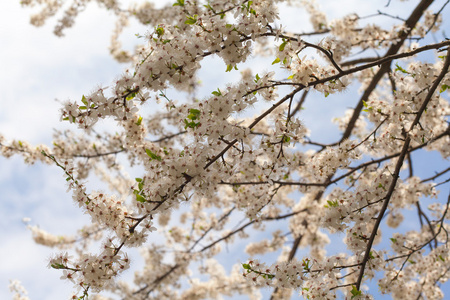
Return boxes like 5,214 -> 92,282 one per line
4,0 -> 450,299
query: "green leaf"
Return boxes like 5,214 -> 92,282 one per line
287,74 -> 294,80
185,15 -> 197,25
184,119 -> 200,129
136,178 -> 144,190
362,100 -> 368,108
351,286 -> 362,299
394,63 -> 409,74
390,238 -> 397,243
242,263 -> 251,270
50,263 -> 66,269
279,40 -> 287,52
439,255 -> 445,262
327,200 -> 339,207
81,95 -> 88,105
145,149 -> 162,161
79,106 -> 87,110
135,116 -> 143,126
302,259 -> 310,270
212,88 -> 222,96
187,108 -> 201,120
282,135 -> 290,143
254,73 -> 260,83
440,84 -> 449,93
172,0 -> 184,6
136,194 -> 146,203
226,64 -> 233,72
156,26 -> 164,37
272,57 -> 281,65
126,92 -> 137,100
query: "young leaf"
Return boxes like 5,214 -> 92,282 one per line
172,0 -> 184,6
136,194 -> 146,203
187,108 -> 201,120
126,92 -> 137,100
212,88 -> 222,96
135,116 -> 143,126
145,149 -> 162,161
81,95 -> 88,105
185,15 -> 197,25
156,26 -> 164,37
272,57 -> 281,65
279,40 -> 287,51
351,286 -> 362,299
394,63 -> 409,74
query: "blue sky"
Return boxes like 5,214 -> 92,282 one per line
0,0 -> 449,299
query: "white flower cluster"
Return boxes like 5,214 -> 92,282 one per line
307,140 -> 361,181
9,280 -> 29,300
27,225 -> 75,248
48,240 -> 130,293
